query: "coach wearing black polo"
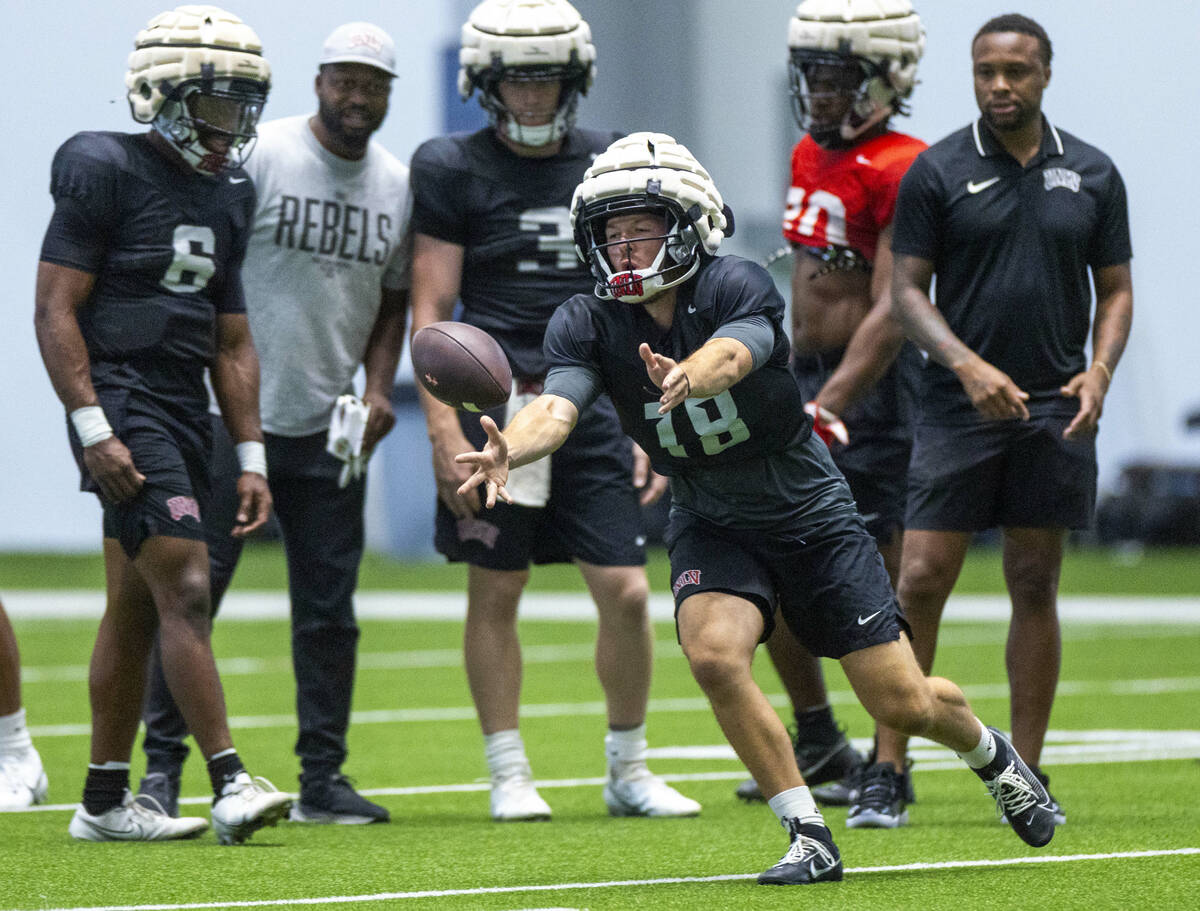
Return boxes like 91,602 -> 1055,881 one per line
882,13 -> 1133,823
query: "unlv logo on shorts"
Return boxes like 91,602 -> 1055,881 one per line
166,495 -> 201,523
608,271 -> 644,297
672,569 -> 702,597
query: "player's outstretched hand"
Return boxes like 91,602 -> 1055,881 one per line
455,415 -> 513,508
639,343 -> 689,414
956,355 -> 1030,421
83,437 -> 146,504
232,471 -> 272,537
1060,367 -> 1107,439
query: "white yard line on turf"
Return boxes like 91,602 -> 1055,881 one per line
5,591 -> 1200,623
12,728 -> 1200,815
6,848 -> 1197,911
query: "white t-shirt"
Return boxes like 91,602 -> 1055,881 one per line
241,115 -> 411,436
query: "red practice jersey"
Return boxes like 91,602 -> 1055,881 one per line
782,130 -> 927,262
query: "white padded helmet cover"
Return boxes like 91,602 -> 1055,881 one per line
788,0 -> 924,97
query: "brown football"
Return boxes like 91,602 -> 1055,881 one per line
411,321 -> 513,412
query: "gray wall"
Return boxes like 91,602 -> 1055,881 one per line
4,1 -> 1197,551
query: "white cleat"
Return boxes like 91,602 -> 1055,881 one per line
490,768 -> 552,821
69,791 -> 208,841
211,773 -> 292,845
0,747 -> 49,810
603,769 -> 702,818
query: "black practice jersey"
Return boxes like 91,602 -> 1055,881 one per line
545,255 -> 807,474
893,118 -> 1132,421
545,256 -> 853,528
409,127 -> 621,378
40,131 -> 254,411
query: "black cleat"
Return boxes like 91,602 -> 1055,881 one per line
135,771 -> 181,818
291,773 -> 390,824
1003,763 -> 1065,826
736,727 -> 865,803
976,727 -> 1057,847
757,820 -> 844,885
846,761 -> 909,828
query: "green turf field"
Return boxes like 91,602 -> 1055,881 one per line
2,546 -> 1198,909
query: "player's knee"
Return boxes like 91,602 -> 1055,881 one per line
159,567 -> 212,632
682,639 -> 745,694
869,681 -> 935,736
897,558 -> 955,606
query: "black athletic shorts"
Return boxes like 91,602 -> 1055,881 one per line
790,345 -> 916,542
665,509 -> 907,658
906,410 -> 1098,531
70,387 -> 212,559
435,393 -> 646,570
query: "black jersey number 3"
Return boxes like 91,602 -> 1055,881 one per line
160,225 -> 216,294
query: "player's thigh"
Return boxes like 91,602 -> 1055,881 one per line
665,516 -> 776,644
770,513 -> 908,659
998,414 -> 1096,529
905,421 -> 1008,531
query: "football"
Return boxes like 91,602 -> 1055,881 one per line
411,321 -> 512,412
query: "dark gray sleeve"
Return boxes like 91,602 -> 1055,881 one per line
711,315 -> 775,369
543,364 -> 604,413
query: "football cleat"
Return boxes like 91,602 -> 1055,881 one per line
210,772 -> 291,845
846,761 -> 909,828
135,771 -> 181,818
976,727 -> 1056,847
69,790 -> 208,841
291,773 -> 389,824
490,766 -> 552,822
757,819 -> 843,885
1001,763 -> 1065,826
736,726 -> 864,803
603,768 -> 701,818
0,746 -> 49,810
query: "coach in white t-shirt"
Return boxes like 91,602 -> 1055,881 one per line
137,22 -> 410,827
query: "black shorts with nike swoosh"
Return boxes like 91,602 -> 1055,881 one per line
665,509 -> 908,657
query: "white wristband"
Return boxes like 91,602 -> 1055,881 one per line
69,406 -> 114,448
236,441 -> 268,478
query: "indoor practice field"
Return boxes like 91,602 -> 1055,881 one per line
1,545 -> 1198,910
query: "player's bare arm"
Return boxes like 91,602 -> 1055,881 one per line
892,252 -> 1029,421
361,285 -> 408,451
1061,261 -> 1133,439
456,394 -> 579,508
410,232 -> 479,515
212,312 -> 271,536
34,261 -> 145,503
639,337 -> 754,414
813,225 -> 907,417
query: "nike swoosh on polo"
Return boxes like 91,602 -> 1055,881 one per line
855,154 -> 871,166
857,610 -> 882,626
229,176 -> 248,184
687,304 -> 697,314
967,176 -> 1000,194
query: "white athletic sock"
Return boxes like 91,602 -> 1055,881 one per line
484,729 -> 530,779
767,785 -> 825,829
88,761 -> 131,771
605,724 -> 647,779
0,708 -> 33,753
957,720 -> 998,769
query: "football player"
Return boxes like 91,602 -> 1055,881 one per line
34,5 -> 291,842
734,0 -> 928,824
457,132 -> 1058,884
409,0 -> 699,821
0,599 -> 48,810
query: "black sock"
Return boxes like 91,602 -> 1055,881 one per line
793,705 -> 838,742
206,751 -> 245,797
82,766 -> 129,816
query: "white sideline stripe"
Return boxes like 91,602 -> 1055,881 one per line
8,849 -> 1197,911
18,626 -> 1193,683
27,678 -> 1200,737
15,729 -> 1200,814
6,590 -> 1200,623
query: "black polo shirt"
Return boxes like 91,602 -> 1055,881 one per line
892,117 -> 1131,422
